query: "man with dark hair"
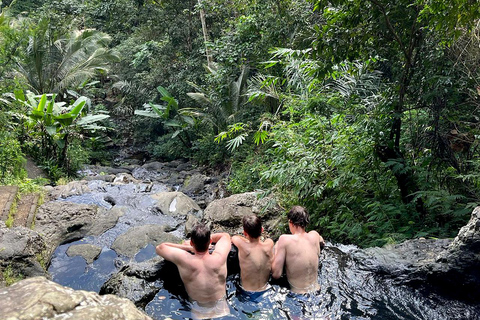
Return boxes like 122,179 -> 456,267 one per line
272,206 -> 325,294
232,215 -> 274,294
156,223 -> 231,319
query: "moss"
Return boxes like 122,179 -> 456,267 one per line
0,265 -> 24,286
5,197 -> 18,228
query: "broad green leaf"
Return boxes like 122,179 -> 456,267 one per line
46,125 -> 58,136
36,94 -> 47,113
134,110 -> 160,118
14,89 -> 25,102
76,114 -> 110,125
157,86 -> 172,98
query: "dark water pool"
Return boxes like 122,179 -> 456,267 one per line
47,180 -> 480,320
49,241 -> 480,320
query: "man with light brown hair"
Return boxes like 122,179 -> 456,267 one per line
232,214 -> 274,294
272,206 -> 325,294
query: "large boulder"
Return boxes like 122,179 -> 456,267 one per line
151,191 -> 201,216
100,256 -> 169,307
44,181 -> 91,201
111,225 -> 180,258
353,206 -> 480,302
203,192 -> 283,235
34,202 -> 125,257
0,276 -> 152,320
181,173 -> 209,196
0,222 -> 48,284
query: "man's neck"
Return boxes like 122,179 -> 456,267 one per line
291,226 -> 306,235
246,235 -> 260,243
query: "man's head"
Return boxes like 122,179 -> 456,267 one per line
288,206 -> 310,229
190,223 -> 211,252
242,215 -> 262,238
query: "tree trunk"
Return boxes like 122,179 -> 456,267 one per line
198,0 -> 213,68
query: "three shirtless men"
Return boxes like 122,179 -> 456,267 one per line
156,205 -> 325,319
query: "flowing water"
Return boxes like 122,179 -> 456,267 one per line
48,178 -> 480,320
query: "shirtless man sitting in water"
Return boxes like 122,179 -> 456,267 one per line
232,215 -> 274,293
156,223 -> 231,319
272,206 -> 325,294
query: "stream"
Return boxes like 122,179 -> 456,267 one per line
47,176 -> 480,320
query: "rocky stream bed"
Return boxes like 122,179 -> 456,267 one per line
1,160 -> 480,319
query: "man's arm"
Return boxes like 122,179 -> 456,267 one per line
231,235 -> 248,249
156,242 -> 193,264
271,236 -> 287,279
210,233 -> 232,258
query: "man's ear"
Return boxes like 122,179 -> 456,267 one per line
190,240 -> 194,247
261,227 -> 264,233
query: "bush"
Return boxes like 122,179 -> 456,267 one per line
0,131 -> 26,183
147,134 -> 189,161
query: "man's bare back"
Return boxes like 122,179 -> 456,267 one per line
273,230 -> 322,293
156,231 -> 231,304
232,235 -> 274,291
272,206 -> 325,294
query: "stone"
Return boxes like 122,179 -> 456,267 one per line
142,161 -> 164,171
113,173 -> 142,184
0,222 -> 48,281
34,202 -> 124,257
151,192 -> 201,216
0,276 -> 152,320
45,181 -> 91,200
181,173 -> 208,196
82,174 -> 115,182
111,225 -> 180,258
353,206 -> 480,302
100,257 -> 166,307
66,244 -> 102,264
203,192 -> 283,234
185,214 -> 200,237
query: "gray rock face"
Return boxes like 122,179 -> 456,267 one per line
34,202 -> 124,257
111,225 -> 180,258
0,222 -> 48,281
0,276 -> 152,320
66,244 -> 102,264
354,206 -> 480,302
181,173 -> 208,195
151,191 -> 201,216
44,181 -> 91,201
203,192 -> 283,235
100,257 -> 167,307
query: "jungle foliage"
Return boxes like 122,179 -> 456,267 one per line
1,0 -> 480,246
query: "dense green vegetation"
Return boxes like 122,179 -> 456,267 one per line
1,0 -> 479,246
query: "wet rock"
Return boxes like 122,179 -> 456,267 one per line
0,276 -> 152,320
181,173 -> 208,196
66,244 -> 102,264
203,192 -> 283,235
185,214 -> 200,237
142,161 -> 164,171
131,166 -> 168,182
45,181 -> 91,200
82,174 -> 116,182
100,257 -> 166,307
34,202 -> 125,257
0,222 -> 48,283
113,173 -> 142,184
353,206 -> 480,302
151,191 -> 201,216
111,225 -> 180,258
